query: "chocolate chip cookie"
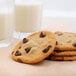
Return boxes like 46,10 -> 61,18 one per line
12,31 -> 56,64
50,56 -> 76,61
55,32 -> 76,51
52,50 -> 76,56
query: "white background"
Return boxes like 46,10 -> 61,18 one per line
38,0 -> 76,12
37,0 -> 76,32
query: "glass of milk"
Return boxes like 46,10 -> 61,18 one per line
0,0 -> 14,47
14,0 -> 43,39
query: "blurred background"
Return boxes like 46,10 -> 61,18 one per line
0,0 -> 76,46
41,0 -> 76,11
38,0 -> 76,32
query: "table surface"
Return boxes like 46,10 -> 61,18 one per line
0,39 -> 76,76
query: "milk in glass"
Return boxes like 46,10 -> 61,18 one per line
14,0 -> 42,39
0,0 -> 14,47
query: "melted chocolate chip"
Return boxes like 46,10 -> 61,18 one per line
19,46 -> 21,49
23,38 -> 28,43
56,41 -> 58,45
40,32 -> 46,38
25,47 -> 31,53
57,33 -> 63,36
54,50 -> 61,53
17,59 -> 23,63
72,43 -> 76,47
15,51 -> 22,56
12,51 -> 14,54
43,45 -> 52,53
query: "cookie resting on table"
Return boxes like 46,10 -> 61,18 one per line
11,31 -> 56,64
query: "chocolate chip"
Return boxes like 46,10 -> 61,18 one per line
54,50 -> 61,53
12,51 -> 14,54
15,51 -> 22,56
19,46 -> 21,49
23,38 -> 28,43
43,45 -> 52,53
57,33 -> 63,36
72,43 -> 76,47
40,32 -> 46,38
25,47 -> 31,53
17,59 -> 23,63
56,41 -> 58,45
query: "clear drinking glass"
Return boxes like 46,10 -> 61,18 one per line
0,0 -> 14,47
14,0 -> 43,39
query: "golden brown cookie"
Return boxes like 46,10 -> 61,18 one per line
50,56 -> 76,61
12,31 -> 56,64
55,32 -> 76,51
52,50 -> 76,56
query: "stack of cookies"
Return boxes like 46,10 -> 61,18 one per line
50,32 -> 76,61
11,31 -> 76,64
